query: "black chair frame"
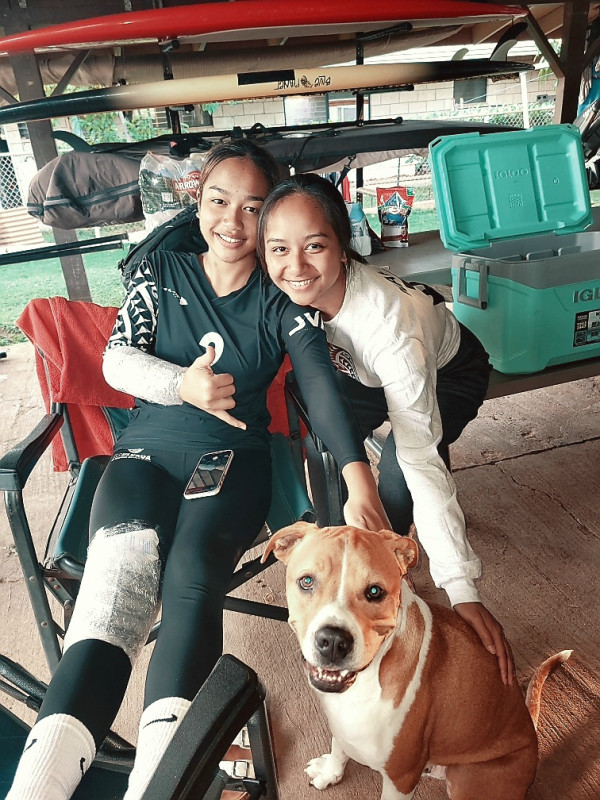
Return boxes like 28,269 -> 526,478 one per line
0,653 -> 278,800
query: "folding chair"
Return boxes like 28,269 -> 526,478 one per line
0,653 -> 278,800
0,296 -> 314,793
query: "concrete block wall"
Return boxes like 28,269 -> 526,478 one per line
209,69 -> 553,130
212,97 -> 286,130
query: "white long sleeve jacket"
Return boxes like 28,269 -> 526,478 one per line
324,264 -> 482,606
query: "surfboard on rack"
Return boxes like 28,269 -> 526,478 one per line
0,0 -> 523,54
0,60 -> 533,125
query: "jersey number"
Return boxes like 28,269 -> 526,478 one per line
199,332 -> 225,363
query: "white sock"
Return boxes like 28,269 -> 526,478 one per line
123,696 -> 192,800
6,713 -> 96,800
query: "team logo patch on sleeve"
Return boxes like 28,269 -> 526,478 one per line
288,310 -> 323,336
328,343 -> 358,379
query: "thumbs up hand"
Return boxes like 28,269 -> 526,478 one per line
179,345 -> 246,430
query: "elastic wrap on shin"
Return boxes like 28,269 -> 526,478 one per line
64,524 -> 161,664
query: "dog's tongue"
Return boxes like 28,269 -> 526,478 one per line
305,661 -> 357,693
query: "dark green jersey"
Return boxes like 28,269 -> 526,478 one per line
108,251 -> 366,467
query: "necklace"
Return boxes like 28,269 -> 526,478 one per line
326,266 -> 350,343
327,305 -> 343,344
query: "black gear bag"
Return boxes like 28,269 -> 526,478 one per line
118,205 -> 207,286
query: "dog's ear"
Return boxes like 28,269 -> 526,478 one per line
261,521 -> 318,564
380,531 -> 419,573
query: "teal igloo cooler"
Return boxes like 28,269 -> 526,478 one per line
429,124 -> 600,374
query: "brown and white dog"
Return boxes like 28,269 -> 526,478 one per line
263,522 -> 571,800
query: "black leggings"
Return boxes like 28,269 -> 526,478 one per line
38,445 -> 271,747
339,323 -> 491,535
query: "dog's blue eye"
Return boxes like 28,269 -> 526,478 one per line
298,575 -> 314,591
365,584 -> 385,601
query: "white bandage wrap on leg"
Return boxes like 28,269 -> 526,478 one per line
6,714 -> 96,800
123,696 -> 192,800
63,525 -> 161,665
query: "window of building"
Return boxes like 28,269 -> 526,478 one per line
328,94 -> 370,123
154,105 -> 213,130
283,95 -> 328,126
283,93 -> 370,126
454,77 -> 487,105
17,122 -> 30,140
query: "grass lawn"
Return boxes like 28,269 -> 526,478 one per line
1,244 -> 128,345
365,206 -> 439,238
2,190 -> 598,346
0,207 -> 441,346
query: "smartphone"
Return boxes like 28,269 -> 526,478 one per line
183,449 -> 234,499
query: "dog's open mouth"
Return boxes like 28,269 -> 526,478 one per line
303,659 -> 357,693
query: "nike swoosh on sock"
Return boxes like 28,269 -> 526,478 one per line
23,738 -> 38,753
143,714 -> 178,728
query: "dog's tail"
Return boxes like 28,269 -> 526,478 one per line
525,650 -> 572,729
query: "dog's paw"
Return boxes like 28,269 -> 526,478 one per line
305,754 -> 345,789
422,763 -> 446,780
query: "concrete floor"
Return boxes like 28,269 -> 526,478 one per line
1,341 -> 599,799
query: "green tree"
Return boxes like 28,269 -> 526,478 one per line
70,110 -> 160,144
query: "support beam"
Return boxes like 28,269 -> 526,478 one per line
554,0 -> 591,123
355,37 -> 364,196
49,49 -> 91,97
473,2 -> 591,124
0,85 -> 17,105
7,51 -> 92,301
525,8 -> 564,79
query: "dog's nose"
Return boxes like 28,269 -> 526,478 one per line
315,626 -> 353,663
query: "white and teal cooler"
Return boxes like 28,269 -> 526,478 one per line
429,124 -> 600,374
